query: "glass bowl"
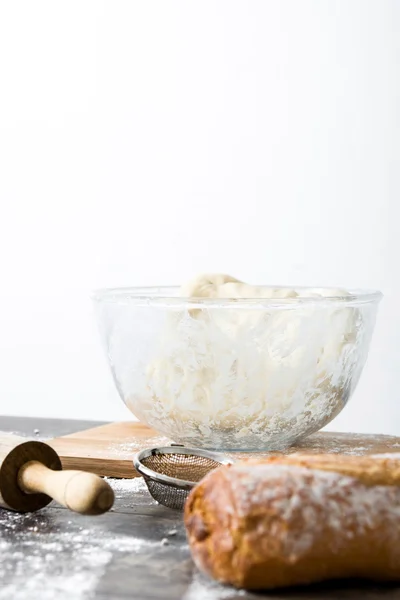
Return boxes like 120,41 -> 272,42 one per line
92,286 -> 382,451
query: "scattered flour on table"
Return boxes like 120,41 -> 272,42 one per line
0,510 -> 159,600
246,444 -> 369,458
107,436 -> 170,457
183,571 -> 246,600
276,432 -> 400,457
104,476 -> 158,507
105,476 -> 148,494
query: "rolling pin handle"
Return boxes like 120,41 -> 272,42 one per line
18,461 -> 114,515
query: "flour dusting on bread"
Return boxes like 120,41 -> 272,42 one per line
185,457 -> 400,589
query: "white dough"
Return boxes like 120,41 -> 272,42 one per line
129,274 -> 366,448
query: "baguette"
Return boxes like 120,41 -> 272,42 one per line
184,454 -> 400,589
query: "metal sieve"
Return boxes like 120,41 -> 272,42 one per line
133,446 -> 233,510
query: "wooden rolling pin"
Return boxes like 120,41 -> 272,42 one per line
0,434 -> 114,515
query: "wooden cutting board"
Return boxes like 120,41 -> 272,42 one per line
46,422 -> 400,478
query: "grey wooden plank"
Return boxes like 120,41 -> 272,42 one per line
0,415 -> 105,439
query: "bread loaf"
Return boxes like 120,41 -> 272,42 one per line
184,455 -> 400,589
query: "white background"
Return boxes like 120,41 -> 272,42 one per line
0,1 -> 398,433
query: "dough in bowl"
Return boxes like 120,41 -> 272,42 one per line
131,274 -> 364,448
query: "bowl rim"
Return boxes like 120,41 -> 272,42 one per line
91,285 -> 383,308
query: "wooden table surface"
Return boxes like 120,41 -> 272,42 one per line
0,416 -> 399,600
